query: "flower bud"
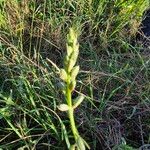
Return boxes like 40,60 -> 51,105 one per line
71,66 -> 79,81
60,69 -> 68,82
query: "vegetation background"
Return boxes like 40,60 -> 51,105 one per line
0,0 -> 150,149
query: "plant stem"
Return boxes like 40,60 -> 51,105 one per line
66,82 -> 79,140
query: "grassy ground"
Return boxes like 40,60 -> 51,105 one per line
0,0 -> 150,149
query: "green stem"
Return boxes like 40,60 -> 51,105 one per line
66,82 -> 79,140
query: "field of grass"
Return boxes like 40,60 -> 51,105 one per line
0,0 -> 150,149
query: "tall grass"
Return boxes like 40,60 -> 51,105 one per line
0,0 -> 149,52
0,0 -> 150,149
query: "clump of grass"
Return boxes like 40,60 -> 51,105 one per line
58,28 -> 90,150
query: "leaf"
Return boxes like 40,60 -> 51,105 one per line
81,137 -> 90,149
73,94 -> 84,109
71,66 -> 79,81
70,144 -> 76,150
76,136 -> 86,150
57,104 -> 69,111
69,80 -> 76,92
60,69 -> 68,82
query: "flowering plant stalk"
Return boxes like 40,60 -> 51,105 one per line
58,28 -> 90,150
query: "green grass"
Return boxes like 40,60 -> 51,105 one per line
0,0 -> 150,149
